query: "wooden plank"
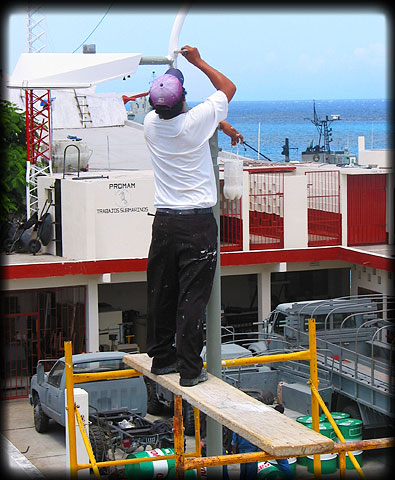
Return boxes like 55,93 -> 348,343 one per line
123,353 -> 334,457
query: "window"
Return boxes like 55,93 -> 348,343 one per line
333,313 -> 356,329
273,312 -> 287,335
47,361 -> 65,388
304,314 -> 328,331
73,359 -> 126,374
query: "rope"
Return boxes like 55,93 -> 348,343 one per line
72,5 -> 112,53
242,141 -> 272,162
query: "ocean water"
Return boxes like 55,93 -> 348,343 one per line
192,99 -> 392,162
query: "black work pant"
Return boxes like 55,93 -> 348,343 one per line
146,212 -> 218,380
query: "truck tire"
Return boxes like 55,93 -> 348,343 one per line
146,379 -> 164,415
150,419 -> 174,448
89,425 -> 107,463
33,397 -> 50,433
182,401 -> 195,436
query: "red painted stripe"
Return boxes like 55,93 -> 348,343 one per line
220,247 -> 340,266
1,258 -> 147,280
1,247 -> 393,280
336,248 -> 395,272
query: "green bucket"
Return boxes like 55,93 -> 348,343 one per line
258,461 -> 286,479
320,411 -> 350,423
335,418 -> 363,470
296,416 -> 325,465
125,448 -> 198,479
296,419 -> 335,466
316,421 -> 337,441
268,457 -> 296,476
296,415 -> 325,427
307,453 -> 337,475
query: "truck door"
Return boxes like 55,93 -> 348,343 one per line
45,360 -> 65,424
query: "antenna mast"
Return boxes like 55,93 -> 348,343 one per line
307,100 -> 340,153
25,4 -> 52,218
26,4 -> 47,53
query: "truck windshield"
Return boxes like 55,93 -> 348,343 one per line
273,312 -> 287,335
73,359 -> 126,373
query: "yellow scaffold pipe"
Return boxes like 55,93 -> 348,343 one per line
203,348 -> 312,369
308,379 -> 366,480
308,317 -> 322,478
74,406 -> 101,479
64,341 -> 78,480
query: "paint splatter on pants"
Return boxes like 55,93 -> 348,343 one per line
146,211 -> 218,380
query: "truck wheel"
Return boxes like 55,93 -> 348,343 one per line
151,419 -> 174,448
33,397 -> 49,433
182,401 -> 195,436
146,379 -> 164,415
89,425 -> 107,463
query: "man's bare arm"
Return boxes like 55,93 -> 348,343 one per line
180,45 -> 236,103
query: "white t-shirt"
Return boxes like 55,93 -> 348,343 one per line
143,90 -> 228,209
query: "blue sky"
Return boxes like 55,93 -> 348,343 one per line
5,5 -> 390,101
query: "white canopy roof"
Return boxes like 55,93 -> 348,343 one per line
8,53 -> 142,89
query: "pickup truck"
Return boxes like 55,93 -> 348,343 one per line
29,351 -> 175,471
29,351 -> 147,433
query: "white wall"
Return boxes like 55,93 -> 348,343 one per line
350,263 -> 394,297
358,136 -> 392,169
38,171 -> 156,260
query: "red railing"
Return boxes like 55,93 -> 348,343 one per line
219,179 -> 243,251
248,170 -> 284,250
306,171 -> 341,246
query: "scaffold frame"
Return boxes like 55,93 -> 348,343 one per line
64,318 -> 394,479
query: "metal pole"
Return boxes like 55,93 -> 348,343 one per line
308,318 -> 322,479
205,130 -> 223,479
174,395 -> 185,480
64,341 -> 78,480
139,56 -> 173,66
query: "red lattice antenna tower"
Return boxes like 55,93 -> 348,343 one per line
25,89 -> 52,217
24,5 -> 52,217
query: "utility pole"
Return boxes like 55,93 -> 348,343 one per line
205,129 -> 223,479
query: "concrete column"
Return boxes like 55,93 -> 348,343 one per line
340,173 -> 348,246
242,170 -> 250,251
283,175 -> 308,248
86,279 -> 99,352
257,269 -> 272,326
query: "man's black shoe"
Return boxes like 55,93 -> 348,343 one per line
151,363 -> 177,375
179,369 -> 208,387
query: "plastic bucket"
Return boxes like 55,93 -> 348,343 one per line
307,453 -> 337,475
268,457 -> 297,476
337,451 -> 363,470
296,415 -> 325,427
336,418 -> 362,441
335,418 -> 363,470
320,411 -> 350,423
125,448 -> 198,479
296,418 -> 334,466
258,461 -> 285,479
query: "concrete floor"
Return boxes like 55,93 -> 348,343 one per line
1,398 -> 394,479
